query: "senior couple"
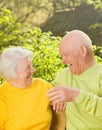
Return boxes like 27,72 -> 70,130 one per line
0,30 -> 102,130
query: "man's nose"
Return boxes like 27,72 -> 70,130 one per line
62,57 -> 67,64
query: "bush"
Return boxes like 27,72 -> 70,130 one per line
0,7 -> 102,83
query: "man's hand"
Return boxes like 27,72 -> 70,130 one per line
50,101 -> 67,113
47,87 -> 80,112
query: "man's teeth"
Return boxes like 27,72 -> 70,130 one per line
67,64 -> 72,67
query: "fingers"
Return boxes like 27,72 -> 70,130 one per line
49,95 -> 64,103
52,102 -> 56,111
47,87 -> 60,93
47,87 -> 66,103
48,87 -> 67,113
51,101 -> 67,113
47,91 -> 60,97
56,102 -> 64,113
63,102 -> 67,110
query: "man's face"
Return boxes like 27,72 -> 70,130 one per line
59,40 -> 83,75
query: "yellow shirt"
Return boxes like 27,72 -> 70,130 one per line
0,78 -> 52,130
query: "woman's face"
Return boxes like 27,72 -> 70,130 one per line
16,57 -> 34,87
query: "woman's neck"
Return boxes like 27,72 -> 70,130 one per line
8,80 -> 27,88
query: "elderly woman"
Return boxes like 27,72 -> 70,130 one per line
0,47 -> 53,130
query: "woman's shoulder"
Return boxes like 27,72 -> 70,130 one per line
0,82 -> 6,92
32,78 -> 47,83
32,78 -> 53,89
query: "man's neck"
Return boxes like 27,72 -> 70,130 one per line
81,59 -> 96,74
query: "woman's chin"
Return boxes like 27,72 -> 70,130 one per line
26,77 -> 33,86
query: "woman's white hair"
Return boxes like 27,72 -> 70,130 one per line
0,47 -> 34,80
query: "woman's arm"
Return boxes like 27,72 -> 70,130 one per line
50,109 -> 66,130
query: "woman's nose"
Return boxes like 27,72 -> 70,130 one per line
31,67 -> 35,74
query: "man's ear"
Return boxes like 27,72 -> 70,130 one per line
81,45 -> 87,57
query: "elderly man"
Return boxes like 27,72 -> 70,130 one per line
48,30 -> 102,130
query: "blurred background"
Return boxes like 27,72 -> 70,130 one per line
1,0 -> 102,45
0,0 -> 102,82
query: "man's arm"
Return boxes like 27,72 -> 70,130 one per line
75,90 -> 102,117
48,86 -> 102,118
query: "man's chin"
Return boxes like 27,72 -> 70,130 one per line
70,68 -> 76,75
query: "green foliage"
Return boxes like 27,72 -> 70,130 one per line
52,0 -> 102,10
93,45 -> 102,64
0,7 -> 21,51
0,8 -> 65,82
89,23 -> 102,46
0,7 -> 64,82
21,28 -> 65,82
32,31 -> 64,82
0,7 -> 102,84
0,0 -> 53,29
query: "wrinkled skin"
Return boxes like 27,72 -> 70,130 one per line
47,30 -> 96,113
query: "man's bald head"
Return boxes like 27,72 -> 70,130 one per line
59,30 -> 95,75
61,30 -> 92,50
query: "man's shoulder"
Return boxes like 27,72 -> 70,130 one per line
95,63 -> 102,73
52,68 -> 72,86
58,67 -> 71,76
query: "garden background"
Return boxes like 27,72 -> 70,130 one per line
0,0 -> 102,83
